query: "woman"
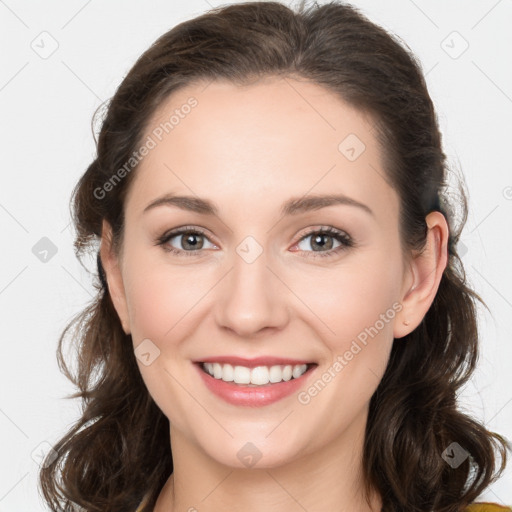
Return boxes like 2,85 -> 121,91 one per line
38,1 -> 511,511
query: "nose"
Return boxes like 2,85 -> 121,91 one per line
214,242 -> 290,338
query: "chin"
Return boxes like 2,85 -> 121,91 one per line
198,433 -> 309,470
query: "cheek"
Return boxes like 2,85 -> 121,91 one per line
125,274 -> 172,342
303,258 -> 401,338
123,250 -> 207,342
123,261 -> 205,425
291,261 -> 400,426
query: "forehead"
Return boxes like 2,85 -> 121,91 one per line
125,77 -> 398,225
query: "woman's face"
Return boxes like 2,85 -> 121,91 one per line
104,76 -> 415,469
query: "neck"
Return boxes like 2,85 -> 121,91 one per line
154,409 -> 382,512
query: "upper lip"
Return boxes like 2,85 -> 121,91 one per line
194,356 -> 315,368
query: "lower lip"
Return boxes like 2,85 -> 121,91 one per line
195,363 -> 317,407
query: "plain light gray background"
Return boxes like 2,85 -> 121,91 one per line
1,0 -> 511,509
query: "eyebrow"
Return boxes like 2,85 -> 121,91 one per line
143,192 -> 374,218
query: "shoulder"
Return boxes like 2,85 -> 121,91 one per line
465,503 -> 512,512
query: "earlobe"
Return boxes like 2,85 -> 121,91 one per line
99,219 -> 131,335
394,211 -> 449,339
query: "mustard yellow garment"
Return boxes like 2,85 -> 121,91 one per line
134,500 -> 512,511
466,503 -> 512,512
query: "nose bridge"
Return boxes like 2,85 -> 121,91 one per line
214,234 -> 289,336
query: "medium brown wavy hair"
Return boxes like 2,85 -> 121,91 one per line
38,1 -> 510,511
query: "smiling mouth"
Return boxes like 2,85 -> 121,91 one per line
197,361 -> 317,386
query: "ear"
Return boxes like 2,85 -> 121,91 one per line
99,219 -> 131,335
394,211 -> 449,339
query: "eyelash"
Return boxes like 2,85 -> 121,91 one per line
156,225 -> 354,259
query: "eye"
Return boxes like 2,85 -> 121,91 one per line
293,226 -> 354,258
156,226 -> 217,256
156,225 -> 354,259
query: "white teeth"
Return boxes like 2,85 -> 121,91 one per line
292,365 -> 305,379
251,366 -> 269,385
221,363 -> 234,382
269,365 -> 283,383
282,365 -> 292,381
202,362 -> 309,385
233,365 -> 251,384
213,363 -> 223,379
